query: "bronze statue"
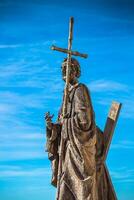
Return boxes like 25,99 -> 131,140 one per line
45,17 -> 121,200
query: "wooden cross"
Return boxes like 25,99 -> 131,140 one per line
51,18 -> 88,59
51,17 -> 88,117
101,101 -> 122,199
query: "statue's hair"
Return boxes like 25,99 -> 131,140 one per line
62,57 -> 81,78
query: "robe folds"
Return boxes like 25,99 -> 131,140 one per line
46,83 -> 116,200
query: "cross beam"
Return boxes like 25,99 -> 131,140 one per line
50,17 -> 88,60
51,45 -> 88,58
100,101 -> 122,199
51,17 -> 88,118
104,101 -> 122,161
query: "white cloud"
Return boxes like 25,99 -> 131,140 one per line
0,103 -> 16,113
89,80 -> 134,119
0,142 -> 43,148
0,40 -> 57,49
1,133 -> 44,140
89,79 -> 128,92
0,91 -> 48,113
0,150 -> 47,161
0,165 -> 22,170
0,129 -> 47,161
0,166 -> 51,178
111,141 -> 134,149
121,98 -> 134,119
0,44 -> 22,49
110,167 -> 134,183
0,132 -> 45,147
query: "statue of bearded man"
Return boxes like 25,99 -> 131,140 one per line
45,58 -> 116,200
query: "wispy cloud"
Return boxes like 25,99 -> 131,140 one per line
0,40 -> 63,162
0,133 -> 43,140
0,103 -> 16,113
0,89 -> 59,114
0,54 -> 62,91
0,132 -> 45,150
0,151 -> 47,161
0,165 -> 51,178
89,79 -> 128,92
89,79 -> 134,119
0,44 -> 22,49
96,94 -> 134,119
0,125 -> 46,161
0,40 -> 57,49
120,97 -> 134,119
110,167 -> 134,183
111,141 -> 134,149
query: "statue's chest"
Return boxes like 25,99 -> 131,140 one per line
66,89 -> 76,117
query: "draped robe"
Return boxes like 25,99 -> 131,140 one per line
46,83 -> 116,200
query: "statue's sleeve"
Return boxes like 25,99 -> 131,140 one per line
74,84 -> 94,131
46,123 -> 61,160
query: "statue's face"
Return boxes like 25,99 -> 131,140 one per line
62,63 -> 78,84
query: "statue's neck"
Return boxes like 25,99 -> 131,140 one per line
69,79 -> 78,86
68,81 -> 79,92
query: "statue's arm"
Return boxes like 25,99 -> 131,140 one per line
46,124 -> 59,141
46,123 -> 61,156
74,84 -> 94,131
45,123 -> 61,187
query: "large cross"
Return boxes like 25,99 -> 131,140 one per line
51,17 -> 88,59
101,101 -> 122,199
51,17 -> 88,117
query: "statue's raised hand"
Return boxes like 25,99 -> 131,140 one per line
45,111 -> 54,130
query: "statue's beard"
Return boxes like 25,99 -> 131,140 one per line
63,76 -> 78,85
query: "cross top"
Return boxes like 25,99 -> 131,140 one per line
51,17 -> 88,117
51,17 -> 88,59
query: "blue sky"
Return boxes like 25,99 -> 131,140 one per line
0,0 -> 134,200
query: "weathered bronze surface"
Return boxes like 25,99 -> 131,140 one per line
51,45 -> 88,58
45,17 -> 122,200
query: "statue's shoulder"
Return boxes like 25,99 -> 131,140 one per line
76,83 -> 89,93
75,83 -> 90,98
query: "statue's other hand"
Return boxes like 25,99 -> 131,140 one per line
58,114 -> 64,125
45,112 -> 54,130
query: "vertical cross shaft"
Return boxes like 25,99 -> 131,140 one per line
63,17 -> 74,117
51,17 -> 88,117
